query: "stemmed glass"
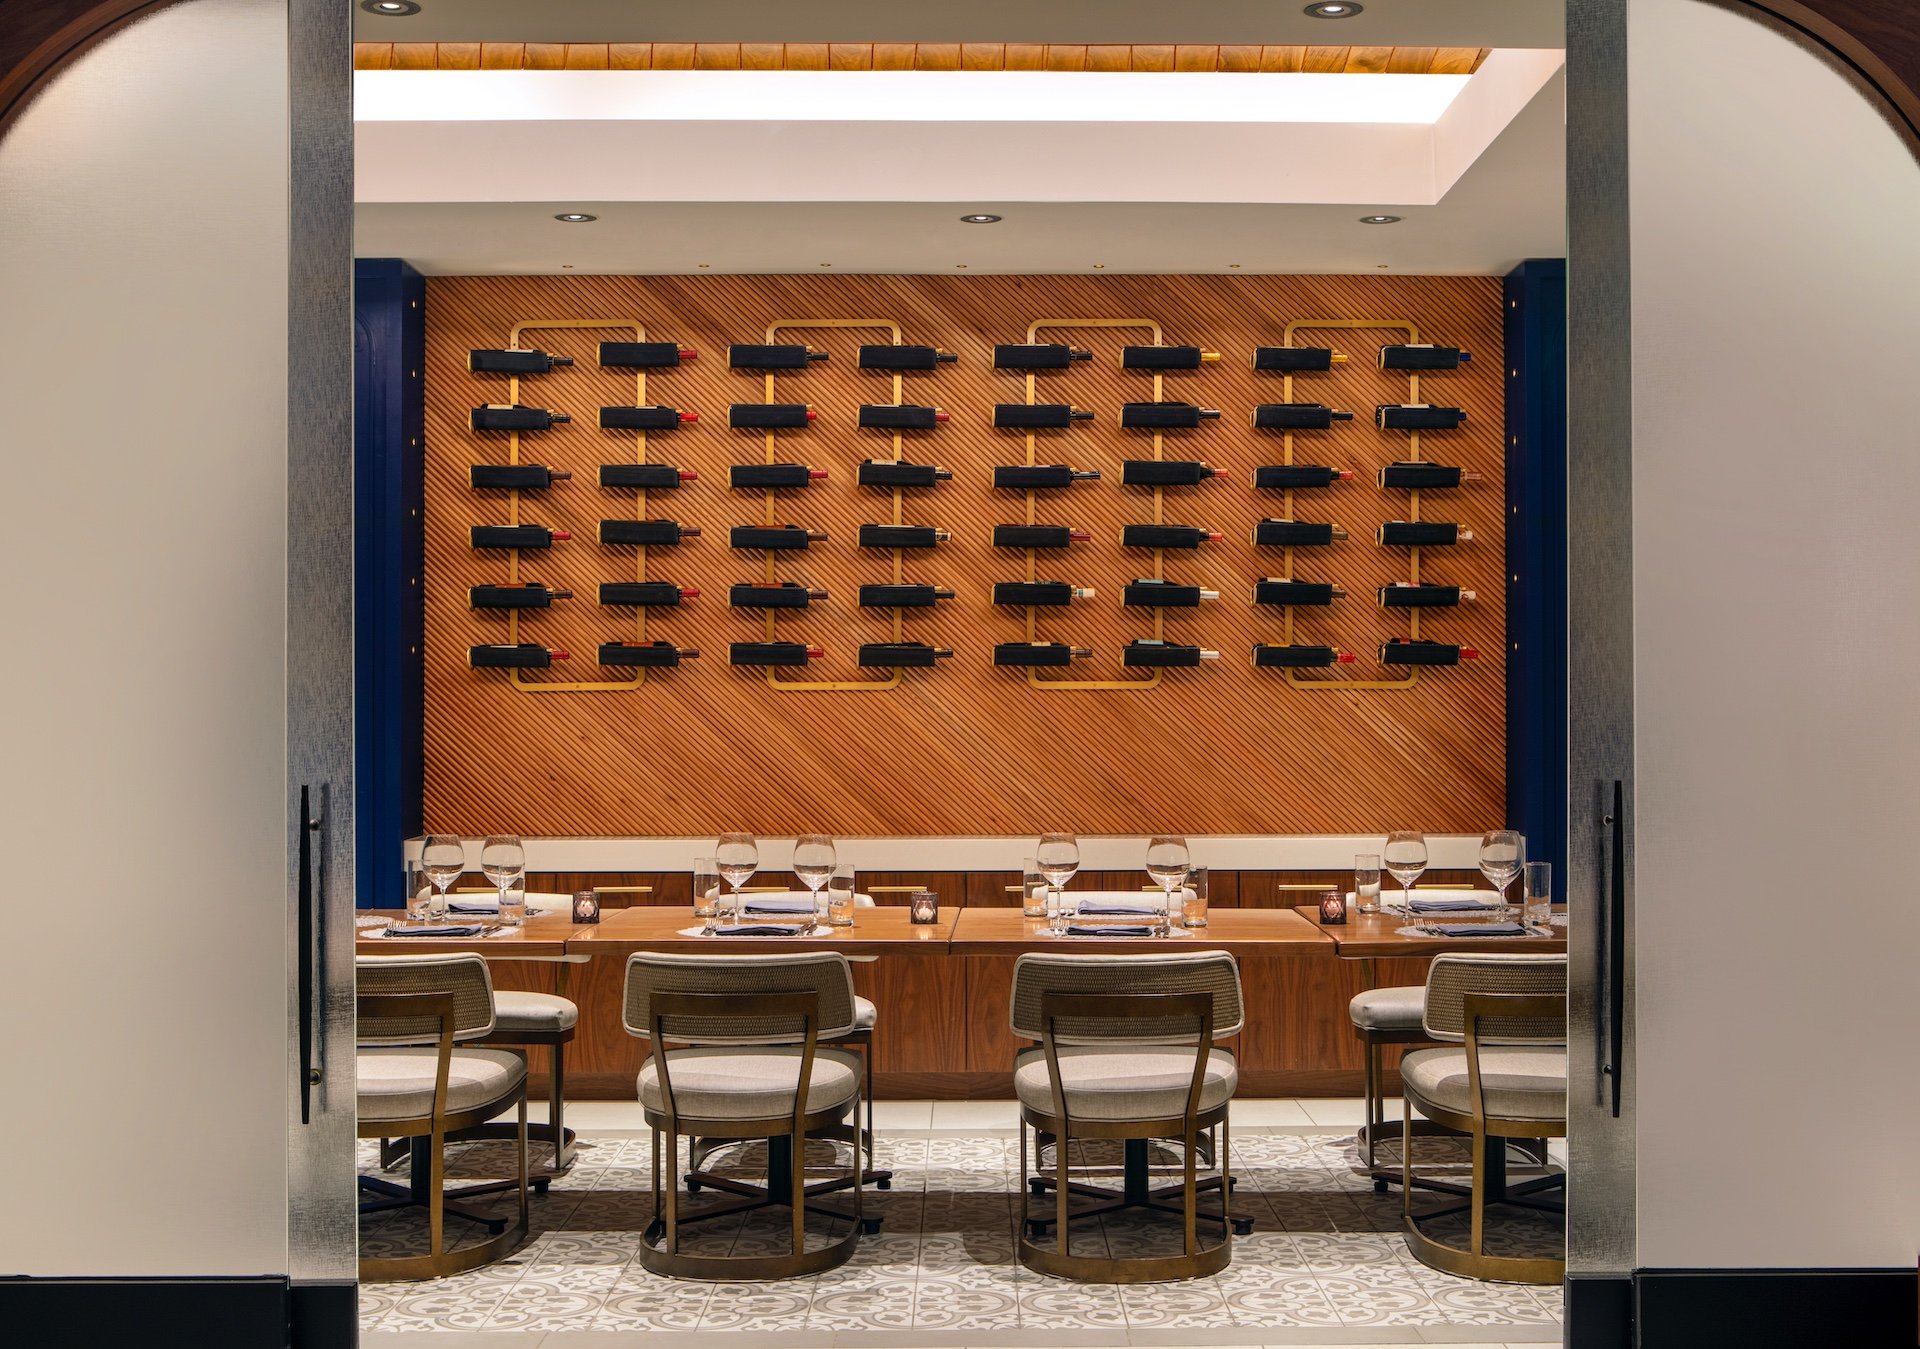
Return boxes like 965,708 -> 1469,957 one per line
1383,832 -> 1428,914
715,833 -> 758,927
1145,834 -> 1190,924
1479,830 -> 1526,914
1036,832 -> 1080,930
420,835 -> 465,920
480,833 -> 526,926
792,834 -> 836,929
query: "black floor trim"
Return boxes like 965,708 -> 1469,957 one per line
1567,1273 -> 1633,1348
292,1279 -> 358,1349
0,1276 -> 291,1348
1637,1267 -> 1917,1349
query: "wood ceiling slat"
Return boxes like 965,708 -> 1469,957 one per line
523,42 -> 567,70
1087,44 -> 1131,72
917,43 -> 961,71
829,43 -> 872,70
564,43 -> 608,70
1219,44 -> 1263,73
873,43 -> 916,71
390,41 -> 436,70
960,43 -> 1004,71
693,43 -> 740,70
1386,46 -> 1438,74
436,42 -> 480,70
1261,45 -> 1306,73
1174,44 -> 1219,72
1343,46 -> 1396,74
1427,46 -> 1481,74
650,42 -> 694,70
1004,43 -> 1045,71
354,42 -> 391,70
1132,44 -> 1176,72
1046,44 -> 1088,72
1301,46 -> 1351,73
479,42 -> 524,70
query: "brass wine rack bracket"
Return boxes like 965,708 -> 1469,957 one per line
1022,318 -> 1165,692
500,317 -> 657,693
1274,318 -> 1422,691
761,318 -> 903,692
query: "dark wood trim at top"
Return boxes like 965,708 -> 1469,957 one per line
0,0 -> 189,137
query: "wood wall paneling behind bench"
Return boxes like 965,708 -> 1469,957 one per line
425,275 -> 1505,838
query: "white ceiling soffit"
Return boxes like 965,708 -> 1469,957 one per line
354,0 -> 1563,47
355,49 -> 1564,208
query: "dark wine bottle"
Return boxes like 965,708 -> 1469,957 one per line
471,524 -> 569,549
599,581 -> 699,607
1122,580 -> 1217,607
470,464 -> 572,490
599,641 -> 699,667
993,404 -> 1094,430
1379,344 -> 1469,371
1253,643 -> 1356,668
993,581 -> 1093,606
730,463 -> 829,489
858,404 -> 949,430
730,525 -> 827,551
1378,582 -> 1474,607
1379,521 -> 1472,546
993,642 -> 1091,667
729,581 -> 827,608
469,347 -> 573,374
1379,461 -> 1480,489
1120,401 -> 1221,429
1376,404 -> 1468,431
730,641 -> 823,666
1253,519 -> 1346,547
1252,346 -> 1334,372
1121,459 -> 1229,486
469,583 -> 571,609
1380,639 -> 1479,666
1253,579 -> 1344,606
859,459 -> 952,488
1124,639 -> 1219,667
992,464 -> 1099,489
599,463 -> 696,489
859,642 -> 954,668
993,343 -> 1091,369
1251,403 -> 1353,431
1122,524 -> 1220,549
1121,345 -> 1218,370
993,524 -> 1090,549
599,341 -> 696,368
859,584 -> 954,607
1254,464 -> 1351,489
859,524 -> 949,549
599,405 -> 698,431
469,643 -> 568,669
729,404 -> 817,430
859,344 -> 957,370
598,519 -> 701,546
728,344 -> 828,369
471,404 -> 570,432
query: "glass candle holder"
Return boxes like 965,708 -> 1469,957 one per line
1318,889 -> 1348,925
691,857 -> 719,919
572,890 -> 601,924
1182,866 -> 1209,928
909,890 -> 939,924
1020,857 -> 1048,918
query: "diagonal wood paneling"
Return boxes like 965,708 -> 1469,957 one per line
424,274 -> 1505,838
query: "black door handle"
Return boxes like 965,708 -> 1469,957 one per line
1601,779 -> 1626,1117
297,786 -> 321,1123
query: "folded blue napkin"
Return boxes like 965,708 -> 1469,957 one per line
383,923 -> 487,938
1066,923 -> 1155,938
742,897 -> 817,914
1077,901 -> 1161,915
724,923 -> 810,937
1409,895 -> 1498,913
447,901 -> 498,914
1425,922 -> 1530,938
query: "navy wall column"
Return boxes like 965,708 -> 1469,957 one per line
354,259 -> 425,905
1504,258 -> 1568,883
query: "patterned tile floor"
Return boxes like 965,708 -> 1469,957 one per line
359,1119 -> 1564,1345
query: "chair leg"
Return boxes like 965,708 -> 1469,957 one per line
517,1095 -> 530,1233
1182,1124 -> 1198,1256
428,1123 -> 446,1261
1469,1126 -> 1488,1256
1055,1119 -> 1071,1259
1363,1041 -> 1382,1169
549,1044 -> 569,1171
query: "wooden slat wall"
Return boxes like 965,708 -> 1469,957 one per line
426,274 -> 1505,839
354,42 -> 1490,73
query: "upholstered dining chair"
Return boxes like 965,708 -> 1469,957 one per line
622,950 -> 879,1280
356,952 -> 530,1281
1400,952 -> 1568,1284
1010,950 -> 1248,1283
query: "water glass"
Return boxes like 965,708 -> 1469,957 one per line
1182,866 -> 1210,928
691,857 -> 720,919
1020,858 -> 1049,917
827,865 -> 857,927
1354,853 -> 1383,914
1524,861 -> 1553,931
404,860 -> 432,920
497,877 -> 527,927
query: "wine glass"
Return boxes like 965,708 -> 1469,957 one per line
1382,832 -> 1427,914
793,833 -> 836,927
1145,834 -> 1190,918
1036,832 -> 1080,925
480,833 -> 526,925
420,835 -> 465,919
1479,830 -> 1526,913
715,832 -> 758,924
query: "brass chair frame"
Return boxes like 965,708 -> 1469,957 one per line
1401,989 -> 1567,1285
638,988 -> 866,1281
356,989 -> 531,1282
1017,990 -> 1234,1283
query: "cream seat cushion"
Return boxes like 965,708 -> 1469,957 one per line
1348,985 -> 1426,1032
1014,1044 -> 1237,1122
639,1047 -> 861,1121
1401,1045 -> 1568,1122
490,991 -> 579,1035
357,1047 -> 527,1124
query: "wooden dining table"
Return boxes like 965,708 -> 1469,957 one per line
1291,905 -> 1567,963
948,905 -> 1332,956
567,902 -> 958,955
355,910 -> 587,958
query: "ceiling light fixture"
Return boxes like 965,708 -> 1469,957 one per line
1359,214 -> 1402,224
554,212 -> 596,223
960,213 -> 1002,224
1304,1 -> 1362,17
361,0 -> 420,14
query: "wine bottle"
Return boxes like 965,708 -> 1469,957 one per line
730,641 -> 824,666
471,404 -> 570,432
730,524 -> 826,551
599,463 -> 697,489
1252,403 -> 1353,431
1120,402 -> 1221,430
730,463 -> 829,489
859,583 -> 953,607
469,347 -> 573,374
1254,464 -> 1351,490
728,343 -> 828,369
859,344 -> 957,370
1253,519 -> 1346,547
1121,345 -> 1219,370
859,459 -> 951,488
859,404 -> 949,430
993,524 -> 1089,549
1121,459 -> 1229,486
1376,404 -> 1468,431
1253,643 -> 1356,668
1252,346 -> 1334,372
599,640 -> 700,667
730,581 -> 827,608
1379,521 -> 1472,546
993,464 -> 1099,489
469,583 -> 572,609
600,581 -> 699,607
1379,461 -> 1481,489
599,405 -> 698,431
993,581 -> 1093,606
729,404 -> 817,430
994,343 -> 1091,369
1124,639 -> 1219,667
470,464 -> 572,490
859,641 -> 954,668
1122,580 -> 1218,607
1380,638 -> 1479,666
993,404 -> 1094,429
469,643 -> 568,669
599,341 -> 696,368
993,642 -> 1091,667
1379,344 -> 1469,371
471,524 -> 569,549
1122,524 -> 1220,549
1253,579 -> 1344,606
1379,582 -> 1475,607
859,523 -> 949,549
598,519 -> 701,546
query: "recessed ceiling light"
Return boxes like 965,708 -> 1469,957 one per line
361,0 -> 420,14
554,212 -> 596,223
1304,1 -> 1362,17
1359,214 -> 1402,224
1228,263 -> 1242,269
697,263 -> 710,269
561,264 -> 574,270
956,263 -> 969,269
960,213 -> 1002,225
1093,263 -> 1106,270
